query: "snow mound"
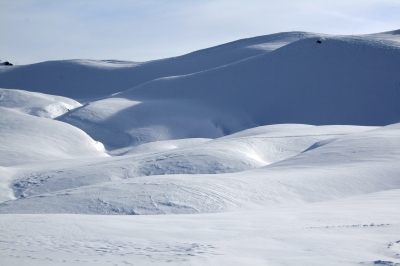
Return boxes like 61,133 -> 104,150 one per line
0,88 -> 81,118
109,138 -> 212,156
0,107 -> 108,167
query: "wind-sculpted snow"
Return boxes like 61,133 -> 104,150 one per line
2,123 -> 395,215
0,88 -> 81,118
0,107 -> 108,167
5,125 -> 370,200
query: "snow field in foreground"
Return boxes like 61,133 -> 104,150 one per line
1,189 -> 400,265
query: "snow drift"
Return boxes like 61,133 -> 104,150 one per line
0,88 -> 81,118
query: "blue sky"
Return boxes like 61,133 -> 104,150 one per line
1,0 -> 400,65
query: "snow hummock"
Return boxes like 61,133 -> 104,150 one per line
0,88 -> 81,118
0,30 -> 400,265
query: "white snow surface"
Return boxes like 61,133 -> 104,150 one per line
56,32 -> 400,148
0,88 -> 81,118
0,32 -> 316,100
1,30 -> 400,265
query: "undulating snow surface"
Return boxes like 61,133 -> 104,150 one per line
1,30 -> 400,265
0,88 -> 81,118
0,32 -> 316,100
57,32 -> 400,148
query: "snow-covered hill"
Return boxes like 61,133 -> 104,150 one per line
59,33 -> 400,149
0,88 -> 81,118
0,32 -> 316,100
1,30 -> 400,265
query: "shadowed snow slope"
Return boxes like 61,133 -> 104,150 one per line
0,32 -> 315,100
59,34 -> 400,148
0,88 -> 81,118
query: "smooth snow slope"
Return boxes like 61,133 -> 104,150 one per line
60,33 -> 400,149
0,32 -> 314,100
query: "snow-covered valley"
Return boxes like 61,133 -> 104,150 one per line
1,30 -> 400,265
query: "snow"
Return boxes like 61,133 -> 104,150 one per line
0,107 -> 107,167
1,190 -> 400,265
0,32 -> 316,100
0,30 -> 400,265
56,34 -> 400,149
0,88 -> 81,118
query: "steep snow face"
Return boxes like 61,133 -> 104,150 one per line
60,35 -> 400,148
0,32 -> 316,100
0,88 -> 81,118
